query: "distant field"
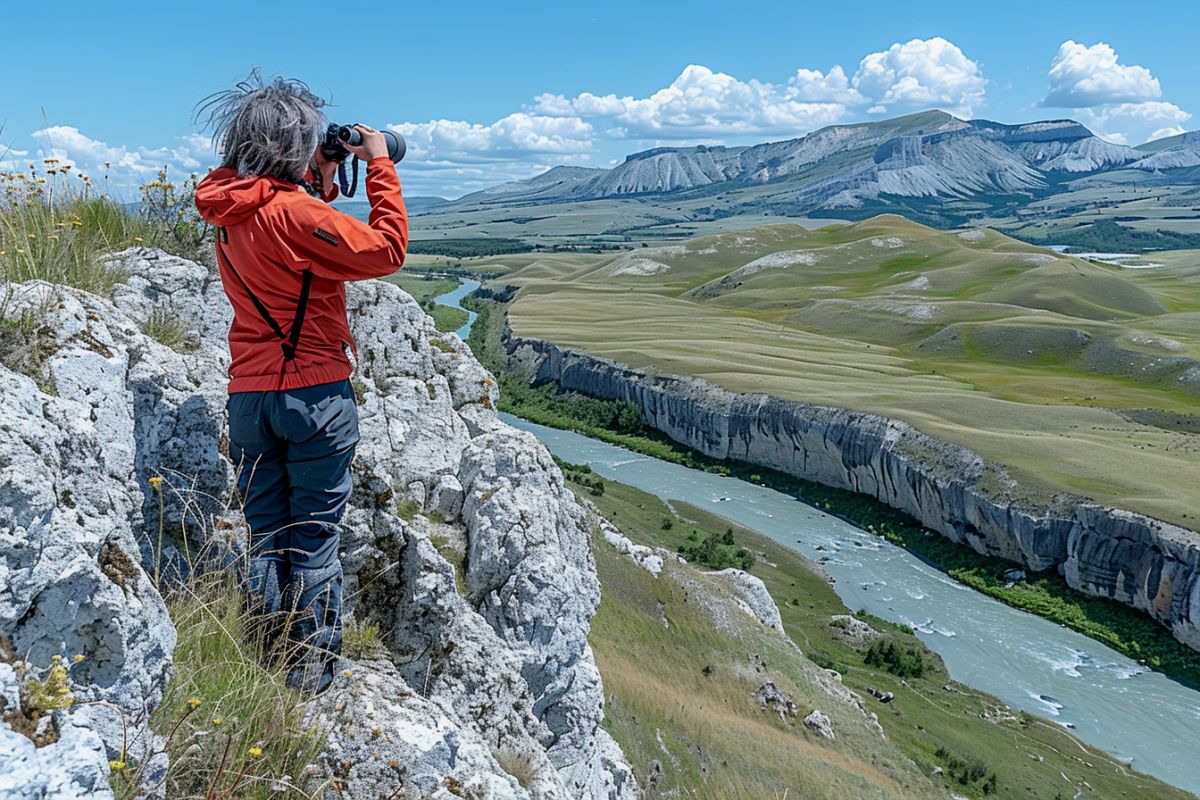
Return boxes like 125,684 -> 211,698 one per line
408,196 -> 839,247
475,215 -> 1200,529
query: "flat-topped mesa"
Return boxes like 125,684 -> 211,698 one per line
503,326 -> 1200,652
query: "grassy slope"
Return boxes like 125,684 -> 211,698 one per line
584,476 -> 1193,800
474,216 -> 1200,529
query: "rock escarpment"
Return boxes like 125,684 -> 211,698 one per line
0,249 -> 636,799
503,325 -> 1200,652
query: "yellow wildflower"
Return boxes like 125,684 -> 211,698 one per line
47,234 -> 59,241
72,219 -> 83,226
28,233 -> 36,239
72,654 -> 85,664
248,746 -> 264,758
212,717 -> 224,727
187,696 -> 202,709
133,236 -> 144,243
148,475 -> 163,489
109,760 -> 126,771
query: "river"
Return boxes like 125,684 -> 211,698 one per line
433,279 -> 1200,795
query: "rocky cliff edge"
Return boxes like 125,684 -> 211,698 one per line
0,249 -> 636,799
504,325 -> 1200,654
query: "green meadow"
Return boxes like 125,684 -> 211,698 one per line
467,215 -> 1200,530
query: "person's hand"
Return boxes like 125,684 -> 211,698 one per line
342,124 -> 389,160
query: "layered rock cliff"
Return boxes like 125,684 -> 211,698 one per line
502,324 -> 1200,653
0,249 -> 636,799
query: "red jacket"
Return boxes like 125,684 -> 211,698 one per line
194,158 -> 407,393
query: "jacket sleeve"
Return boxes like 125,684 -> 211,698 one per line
275,157 -> 408,281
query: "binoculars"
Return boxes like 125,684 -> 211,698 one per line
319,124 -> 406,198
321,124 -> 406,164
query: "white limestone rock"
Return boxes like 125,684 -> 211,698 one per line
706,568 -> 785,633
0,281 -> 177,796
803,709 -> 836,740
306,660 -> 533,800
429,473 -> 465,520
599,518 -> 666,577
0,249 -> 637,800
459,430 -> 638,798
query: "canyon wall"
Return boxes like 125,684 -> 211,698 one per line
504,323 -> 1200,652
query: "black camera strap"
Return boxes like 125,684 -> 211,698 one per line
337,156 -> 360,198
217,226 -> 311,363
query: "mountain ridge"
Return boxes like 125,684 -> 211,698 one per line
429,112 -> 1200,249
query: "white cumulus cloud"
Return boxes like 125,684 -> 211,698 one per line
531,38 -> 985,139
1075,101 -> 1192,145
1040,41 -> 1161,108
387,113 -> 593,161
532,64 -> 849,138
851,37 -> 986,116
384,113 -> 595,196
1038,42 -> 1190,144
29,126 -> 214,182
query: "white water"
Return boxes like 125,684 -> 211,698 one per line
434,280 -> 1200,795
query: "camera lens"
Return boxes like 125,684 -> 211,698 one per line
337,126 -> 363,146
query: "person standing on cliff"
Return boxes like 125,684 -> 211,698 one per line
193,72 -> 407,694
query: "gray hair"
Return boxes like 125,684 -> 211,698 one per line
196,70 -> 327,183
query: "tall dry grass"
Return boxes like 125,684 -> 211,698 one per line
0,161 -> 211,299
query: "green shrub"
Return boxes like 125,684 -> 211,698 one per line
678,528 -> 755,571
0,310 -> 57,392
343,618 -> 384,660
934,745 -> 999,794
864,639 -> 926,678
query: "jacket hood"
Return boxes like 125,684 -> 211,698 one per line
194,168 -> 297,226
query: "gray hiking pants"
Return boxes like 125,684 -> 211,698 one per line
227,379 -> 358,679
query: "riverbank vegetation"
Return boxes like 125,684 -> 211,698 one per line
581,476 -> 1190,799
467,295 -> 1200,690
381,272 -> 468,332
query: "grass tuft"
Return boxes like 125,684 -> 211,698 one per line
111,573 -> 327,800
143,308 -> 198,353
342,618 -> 384,660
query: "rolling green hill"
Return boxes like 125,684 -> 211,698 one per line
469,215 -> 1200,529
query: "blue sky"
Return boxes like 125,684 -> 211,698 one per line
3,1 -> 1198,199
